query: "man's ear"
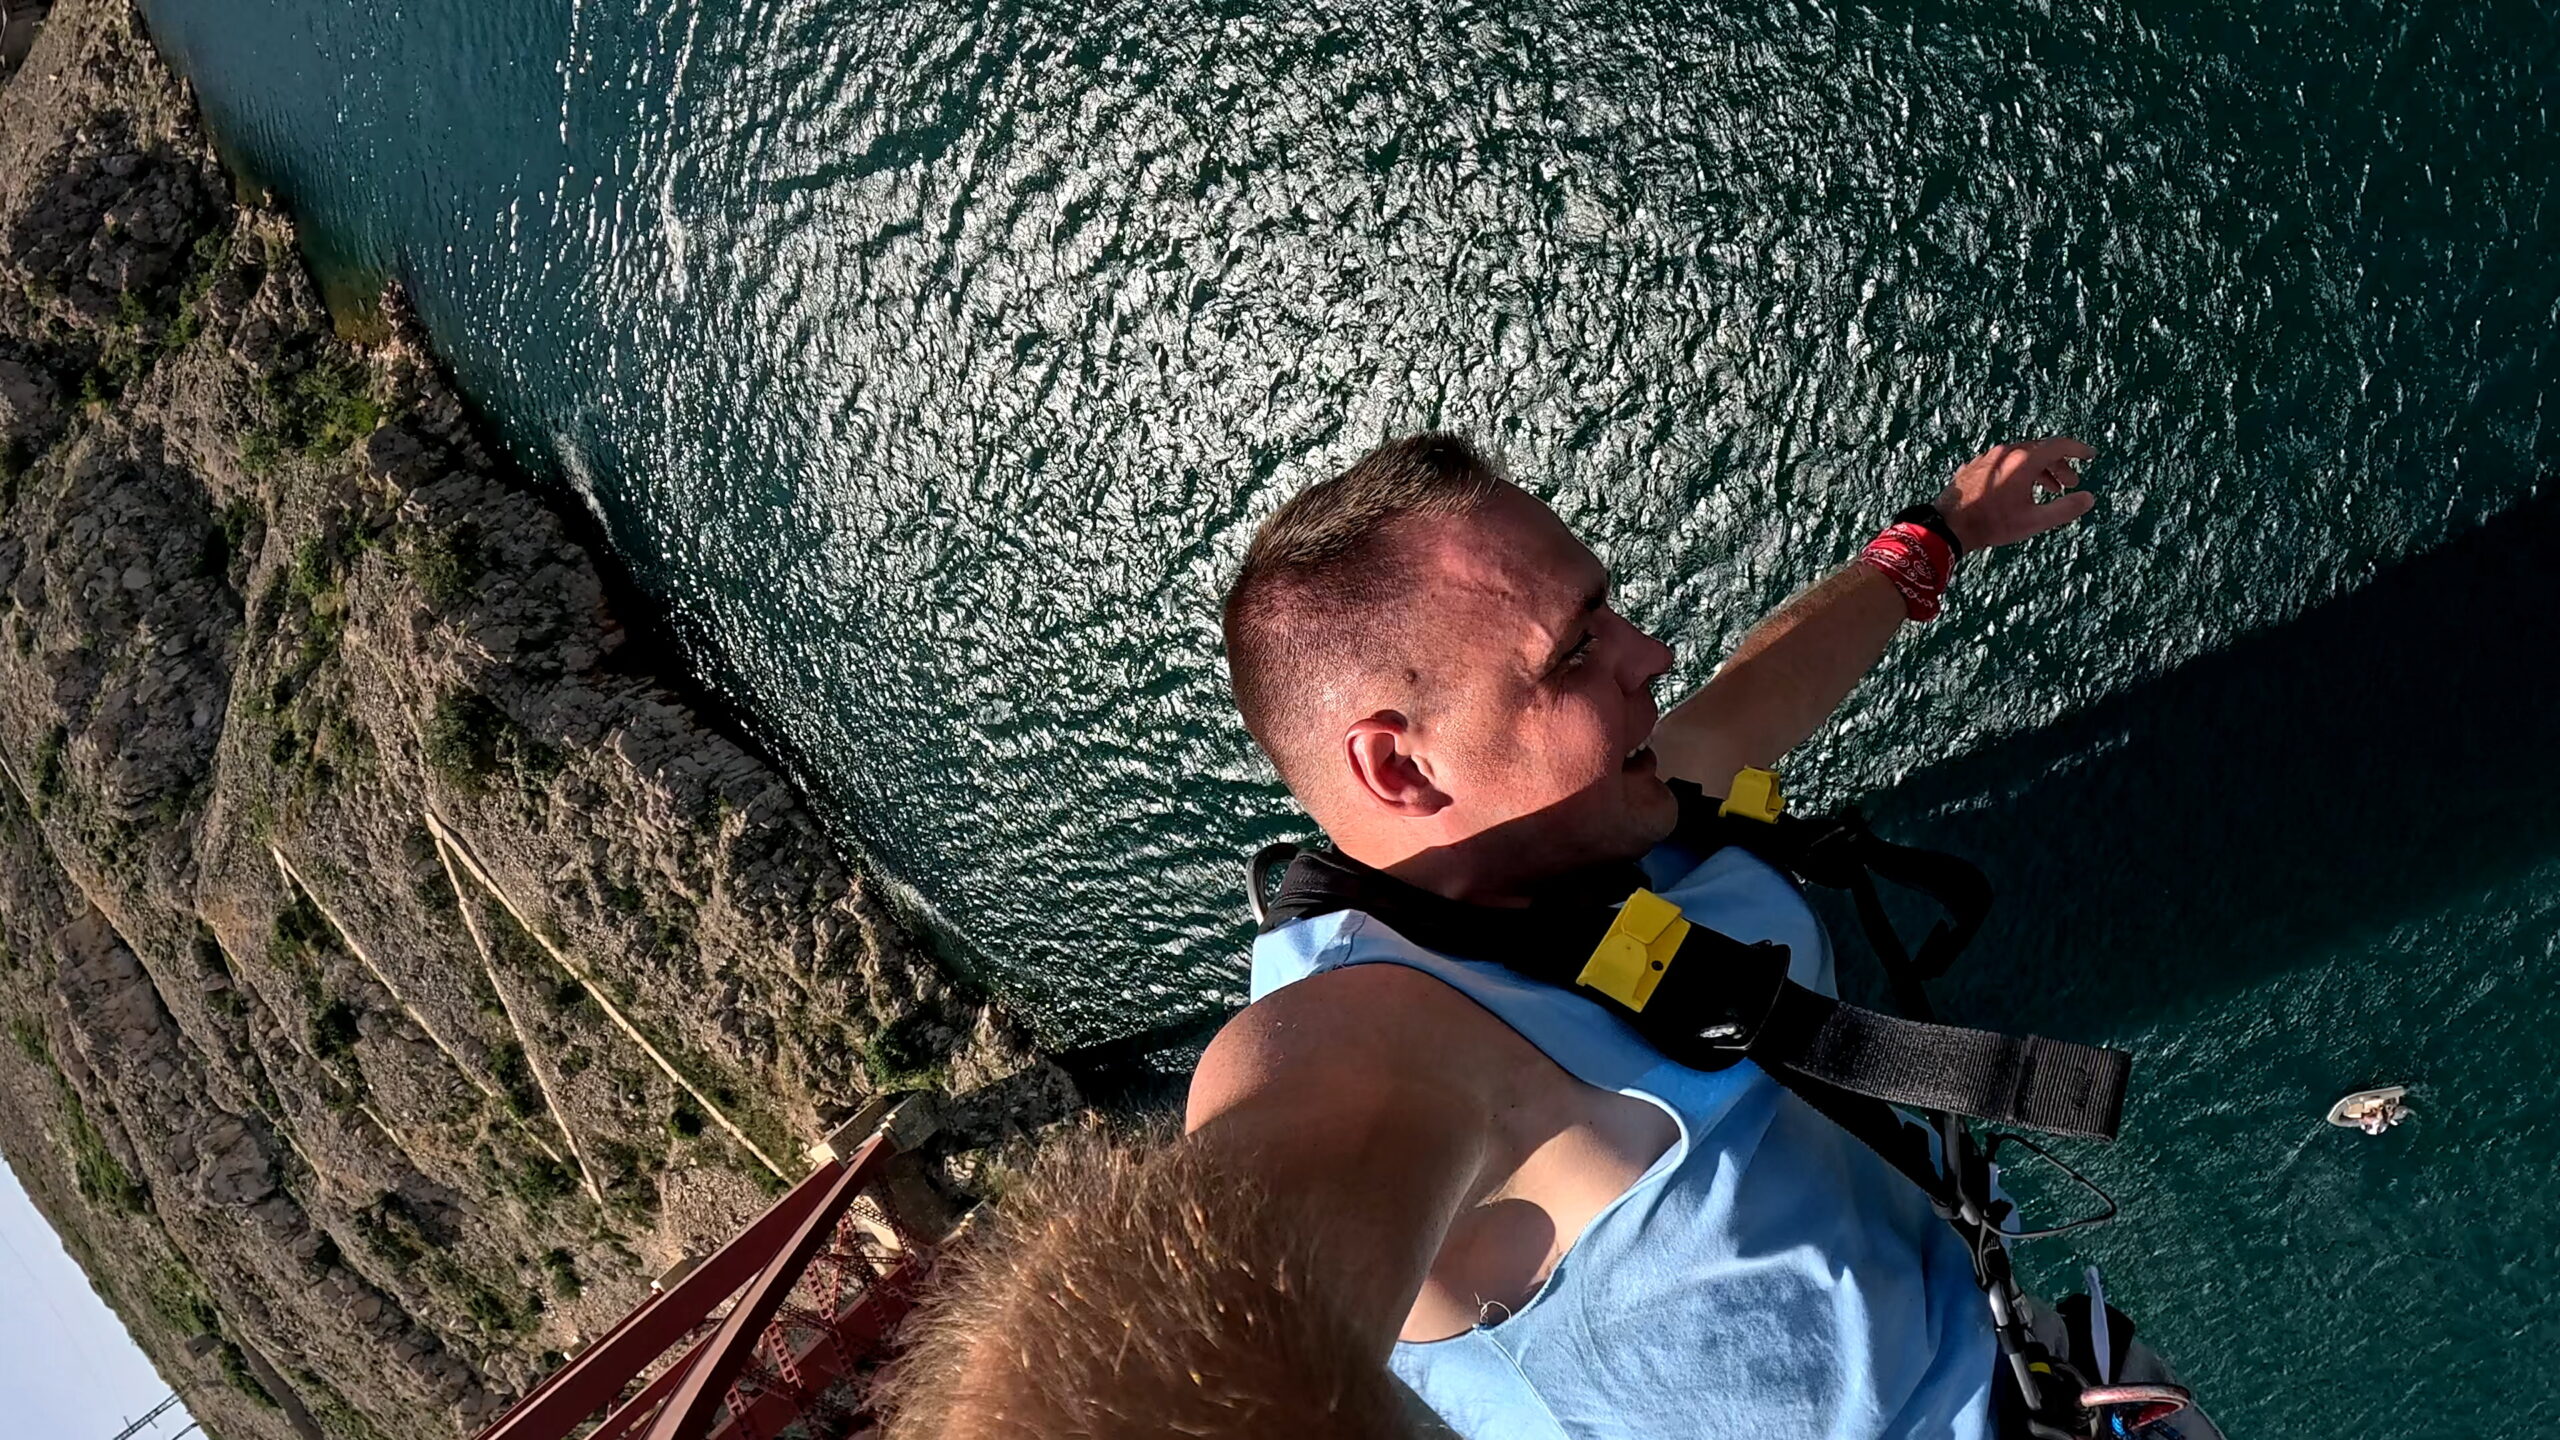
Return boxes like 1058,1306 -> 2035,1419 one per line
1343,712 -> 1450,816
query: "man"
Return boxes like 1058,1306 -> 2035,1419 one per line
885,432 -> 2096,1439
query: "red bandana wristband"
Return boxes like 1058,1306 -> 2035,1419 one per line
1859,521 -> 1956,621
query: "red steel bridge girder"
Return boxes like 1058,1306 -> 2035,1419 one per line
471,1104 -> 944,1440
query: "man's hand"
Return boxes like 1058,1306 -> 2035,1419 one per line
1651,436 -> 2099,793
1934,437 -> 2097,554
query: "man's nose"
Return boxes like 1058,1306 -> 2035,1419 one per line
1630,623 -> 1674,688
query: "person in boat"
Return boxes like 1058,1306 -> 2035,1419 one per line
885,432 -> 2100,1438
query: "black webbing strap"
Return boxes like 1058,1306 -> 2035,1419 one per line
1263,846 -> 2130,1142
1648,779 -> 2129,1135
1756,984 -> 2129,1141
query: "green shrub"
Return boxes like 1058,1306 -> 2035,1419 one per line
216,1339 -> 275,1407
404,524 -> 484,609
506,1154 -> 575,1208
463,964 -> 505,1019
597,876 -> 645,916
489,1041 -> 543,1120
141,1262 -> 219,1335
77,321 -> 156,406
7,1013 -> 45,1064
858,1013 -> 947,1093
607,1165 -> 664,1219
266,723 -> 306,772
148,778 -> 204,829
265,356 -> 380,460
288,533 -> 336,605
218,499 -> 261,570
591,1138 -> 645,1186
62,1089 -> 147,1213
165,233 -> 232,351
308,996 -> 360,1060
454,1275 -> 527,1334
298,1373 -> 384,1440
666,1098 -> 705,1139
31,727 -> 65,809
423,692 -> 559,792
517,736 -> 564,786
540,1247 -> 582,1300
351,1199 -> 425,1269
267,888 -> 333,972
422,693 -> 507,787
647,908 -> 692,958
239,428 -> 281,474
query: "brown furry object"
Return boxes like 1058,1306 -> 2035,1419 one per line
877,1123 -> 1413,1439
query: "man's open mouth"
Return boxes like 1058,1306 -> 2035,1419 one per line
1623,744 -> 1655,771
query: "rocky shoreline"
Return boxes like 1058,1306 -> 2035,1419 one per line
0,4 -> 1072,1438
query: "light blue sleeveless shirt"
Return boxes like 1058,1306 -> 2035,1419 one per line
1248,843 -> 1997,1440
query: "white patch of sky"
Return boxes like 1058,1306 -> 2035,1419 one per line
0,1159 -> 195,1440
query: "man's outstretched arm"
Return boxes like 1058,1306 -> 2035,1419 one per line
1650,438 -> 2096,794
881,964 -> 1504,1440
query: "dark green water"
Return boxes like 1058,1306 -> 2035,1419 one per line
134,0 -> 2559,1432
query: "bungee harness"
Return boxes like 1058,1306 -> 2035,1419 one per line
1246,769 -> 2196,1440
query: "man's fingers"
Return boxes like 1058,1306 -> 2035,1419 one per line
2016,435 -> 2094,480
1983,437 -> 2092,492
2028,488 -> 2097,534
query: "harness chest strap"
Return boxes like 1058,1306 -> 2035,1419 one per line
1257,830 -> 2132,1142
1565,887 -> 2130,1140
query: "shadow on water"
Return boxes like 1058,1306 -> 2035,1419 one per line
1855,482 -> 2560,1045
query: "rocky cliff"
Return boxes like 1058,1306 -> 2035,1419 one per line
0,5 -> 1071,1438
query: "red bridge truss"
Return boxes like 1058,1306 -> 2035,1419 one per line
470,1098 -> 954,1440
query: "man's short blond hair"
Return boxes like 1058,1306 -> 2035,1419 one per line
875,1126 -> 1409,1438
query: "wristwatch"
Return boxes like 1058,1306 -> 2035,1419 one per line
1891,502 -> 1964,562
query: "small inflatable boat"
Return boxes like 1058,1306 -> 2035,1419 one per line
2327,1085 -> 2409,1131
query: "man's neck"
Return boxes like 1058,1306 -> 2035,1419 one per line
1372,844 -> 1540,909
1340,834 -> 1646,912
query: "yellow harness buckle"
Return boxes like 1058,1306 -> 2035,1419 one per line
1718,766 -> 1786,823
1575,888 -> 1690,1013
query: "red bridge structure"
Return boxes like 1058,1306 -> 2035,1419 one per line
470,1097 -> 956,1440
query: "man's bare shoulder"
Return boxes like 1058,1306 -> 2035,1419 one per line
1187,962 -> 1518,1134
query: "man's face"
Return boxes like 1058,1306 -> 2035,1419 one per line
1390,488 -> 1679,885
